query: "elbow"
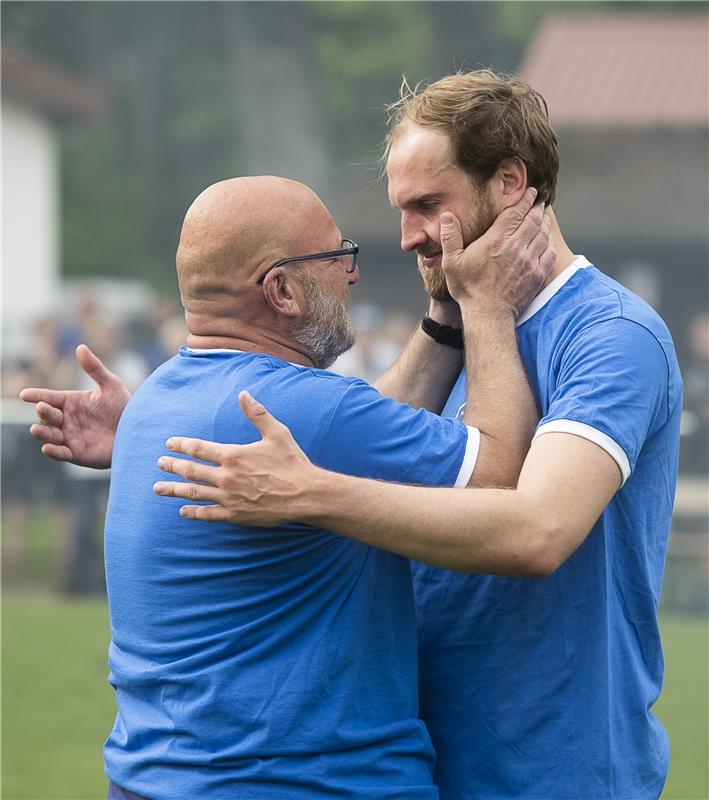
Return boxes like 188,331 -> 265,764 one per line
469,439 -> 525,489
516,520 -> 567,578
518,550 -> 561,579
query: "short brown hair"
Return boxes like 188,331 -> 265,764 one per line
385,70 -> 559,205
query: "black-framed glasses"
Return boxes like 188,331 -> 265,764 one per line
256,239 -> 359,284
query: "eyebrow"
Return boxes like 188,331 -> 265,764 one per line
390,193 -> 440,211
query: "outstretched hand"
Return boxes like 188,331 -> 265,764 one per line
440,187 -> 555,319
153,391 -> 315,526
19,344 -> 130,469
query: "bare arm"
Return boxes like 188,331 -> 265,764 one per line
372,299 -> 463,413
300,432 -> 620,576
19,344 -> 130,468
440,191 -> 552,487
153,394 -> 620,576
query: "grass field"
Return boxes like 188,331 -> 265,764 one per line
2,594 -> 707,800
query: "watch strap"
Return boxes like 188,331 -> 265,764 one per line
421,315 -> 464,350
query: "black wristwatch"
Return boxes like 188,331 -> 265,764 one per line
421,315 -> 464,350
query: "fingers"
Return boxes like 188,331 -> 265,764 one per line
157,455 -> 220,485
36,401 -> 63,427
523,212 -> 549,259
238,391 -> 290,440
40,443 -> 73,462
165,437 -> 225,464
75,344 -> 122,389
29,423 -> 65,446
152,480 -> 221,504
494,187 -> 538,234
509,202 -> 546,252
177,505 -> 229,522
524,214 -> 555,272
439,212 -> 464,268
19,387 -> 67,408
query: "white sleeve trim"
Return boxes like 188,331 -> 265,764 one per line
454,426 -> 481,487
534,419 -> 631,486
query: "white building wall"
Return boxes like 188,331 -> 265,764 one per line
2,101 -> 60,350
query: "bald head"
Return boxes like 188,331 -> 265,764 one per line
177,176 -> 339,311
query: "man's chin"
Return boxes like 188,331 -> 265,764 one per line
419,264 -> 452,302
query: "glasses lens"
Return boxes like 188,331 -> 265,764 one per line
337,253 -> 353,272
341,240 -> 357,273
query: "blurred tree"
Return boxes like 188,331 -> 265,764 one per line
309,2 -> 434,161
2,0 -> 691,288
2,2 -> 241,291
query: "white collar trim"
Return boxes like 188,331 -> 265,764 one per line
184,347 -> 245,354
516,255 -> 592,327
183,346 -> 308,369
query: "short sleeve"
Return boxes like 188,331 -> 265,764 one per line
317,380 -> 479,488
535,318 -> 670,485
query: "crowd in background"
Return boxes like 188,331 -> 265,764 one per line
2,292 -> 707,600
1,292 -> 417,594
682,312 -> 709,475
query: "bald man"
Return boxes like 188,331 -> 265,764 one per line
22,176 -> 552,800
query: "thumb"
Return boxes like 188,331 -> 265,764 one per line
75,344 -> 116,388
238,391 -> 287,440
439,212 -> 464,267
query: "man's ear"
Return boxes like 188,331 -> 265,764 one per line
262,270 -> 303,318
491,156 -> 528,209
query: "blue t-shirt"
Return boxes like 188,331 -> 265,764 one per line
413,258 -> 682,800
104,348 -> 478,800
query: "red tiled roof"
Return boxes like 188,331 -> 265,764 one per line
2,48 -> 107,121
519,13 -> 709,127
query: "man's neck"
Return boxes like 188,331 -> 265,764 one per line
537,217 -> 577,292
185,331 -> 315,368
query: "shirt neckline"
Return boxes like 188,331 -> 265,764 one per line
182,346 -> 310,369
183,347 -> 246,354
516,255 -> 592,327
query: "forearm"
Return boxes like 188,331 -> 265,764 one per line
373,301 -> 463,412
286,434 -> 617,577
461,309 -> 538,487
374,326 -> 463,411
300,468 -> 545,575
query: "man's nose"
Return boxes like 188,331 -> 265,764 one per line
400,213 -> 428,253
347,264 -> 360,286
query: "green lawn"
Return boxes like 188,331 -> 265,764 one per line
2,595 -> 707,800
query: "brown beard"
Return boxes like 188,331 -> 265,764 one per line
419,185 -> 497,301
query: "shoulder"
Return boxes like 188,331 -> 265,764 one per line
574,267 -> 673,345
537,266 -> 679,382
268,360 -> 377,407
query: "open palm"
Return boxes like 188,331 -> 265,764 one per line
20,344 -> 131,469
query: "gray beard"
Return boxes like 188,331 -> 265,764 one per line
293,271 -> 357,369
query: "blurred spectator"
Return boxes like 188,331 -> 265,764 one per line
2,318 -> 73,572
681,312 -> 709,474
61,320 -> 150,594
2,291 -> 189,593
333,304 -> 416,382
134,296 -> 187,371
56,291 -> 103,359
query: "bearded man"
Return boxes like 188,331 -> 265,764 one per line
150,73 -> 682,800
22,174 -> 552,799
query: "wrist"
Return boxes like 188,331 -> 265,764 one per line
427,298 -> 462,328
459,299 -> 516,324
421,315 -> 464,350
460,304 -> 516,332
295,465 -> 338,525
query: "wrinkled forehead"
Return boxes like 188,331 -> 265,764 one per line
386,125 -> 466,205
